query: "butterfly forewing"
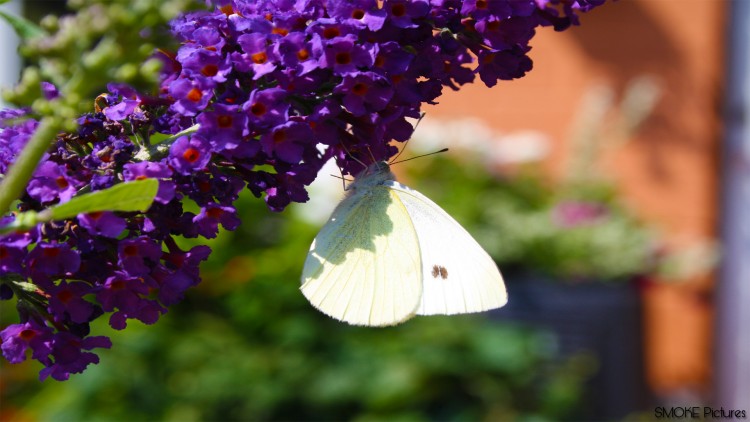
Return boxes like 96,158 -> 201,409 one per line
301,186 -> 423,326
387,181 -> 508,315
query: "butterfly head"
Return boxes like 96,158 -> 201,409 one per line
347,161 -> 395,192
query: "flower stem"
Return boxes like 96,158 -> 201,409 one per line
133,123 -> 200,162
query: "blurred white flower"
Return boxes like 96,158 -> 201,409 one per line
488,130 -> 550,166
411,117 -> 550,168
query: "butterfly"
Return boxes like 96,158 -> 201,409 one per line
300,160 -> 507,326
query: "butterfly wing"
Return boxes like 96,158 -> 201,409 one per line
387,181 -> 508,315
301,186 -> 423,326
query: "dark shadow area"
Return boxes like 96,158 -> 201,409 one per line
491,270 -> 650,421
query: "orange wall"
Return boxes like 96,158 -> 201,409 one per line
427,0 -> 725,397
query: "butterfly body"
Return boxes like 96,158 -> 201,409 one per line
301,161 -> 506,326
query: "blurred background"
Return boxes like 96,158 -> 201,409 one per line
1,0 -> 748,420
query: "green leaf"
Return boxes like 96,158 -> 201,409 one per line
45,178 -> 159,221
0,9 -> 46,40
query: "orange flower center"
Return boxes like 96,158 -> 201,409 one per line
391,4 -> 406,17
335,52 -> 352,65
250,102 -> 266,117
272,27 -> 289,36
201,64 -> 219,77
352,83 -> 368,96
217,115 -> 233,128
55,176 -> 69,189
57,290 -> 74,304
122,245 -> 139,257
273,129 -> 287,144
207,208 -> 224,219
187,88 -> 203,102
42,247 -> 61,258
20,329 -> 37,341
323,27 -> 340,39
182,147 -> 200,163
251,51 -> 268,64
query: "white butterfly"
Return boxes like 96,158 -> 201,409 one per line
300,161 -> 507,326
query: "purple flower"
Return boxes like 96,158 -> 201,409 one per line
275,32 -> 324,75
237,32 -> 279,79
97,273 -> 165,329
178,47 -> 231,83
38,332 -> 111,381
41,82 -> 59,100
0,215 -> 38,248
168,78 -> 213,116
76,114 -> 104,138
192,203 -> 240,238
306,18 -> 362,41
475,16 -> 537,51
155,245 -> 211,305
320,34 -> 375,75
142,202 -> 195,237
178,170 -> 245,207
259,121 -> 313,163
25,243 -> 81,277
26,161 -> 78,203
77,211 -> 127,238
103,98 -> 140,121
335,72 -> 393,116
196,103 -> 248,150
262,165 -> 316,212
243,88 -> 289,128
123,162 -> 175,204
169,135 -> 213,175
384,0 -> 430,28
0,321 -> 54,364
0,110 -> 38,174
0,243 -> 26,274
327,0 -> 387,31
46,280 -> 96,324
81,134 -> 135,170
117,237 -> 163,277
372,41 -> 413,75
476,48 -> 533,87
227,13 -> 273,35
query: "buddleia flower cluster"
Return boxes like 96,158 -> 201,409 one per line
0,0 -> 606,380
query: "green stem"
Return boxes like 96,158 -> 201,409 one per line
0,116 -> 65,215
133,124 -> 200,162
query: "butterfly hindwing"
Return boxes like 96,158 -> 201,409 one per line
301,185 -> 423,326
387,181 -> 508,315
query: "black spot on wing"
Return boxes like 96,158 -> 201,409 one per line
431,264 -> 448,280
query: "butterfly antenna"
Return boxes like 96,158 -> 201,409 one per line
329,173 -> 351,190
390,148 -> 449,166
389,112 -> 426,164
338,140 -> 368,170
365,145 -> 379,166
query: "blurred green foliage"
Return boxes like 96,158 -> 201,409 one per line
0,0 -> 202,215
4,0 -> 197,116
1,184 -> 594,421
403,155 -> 655,281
